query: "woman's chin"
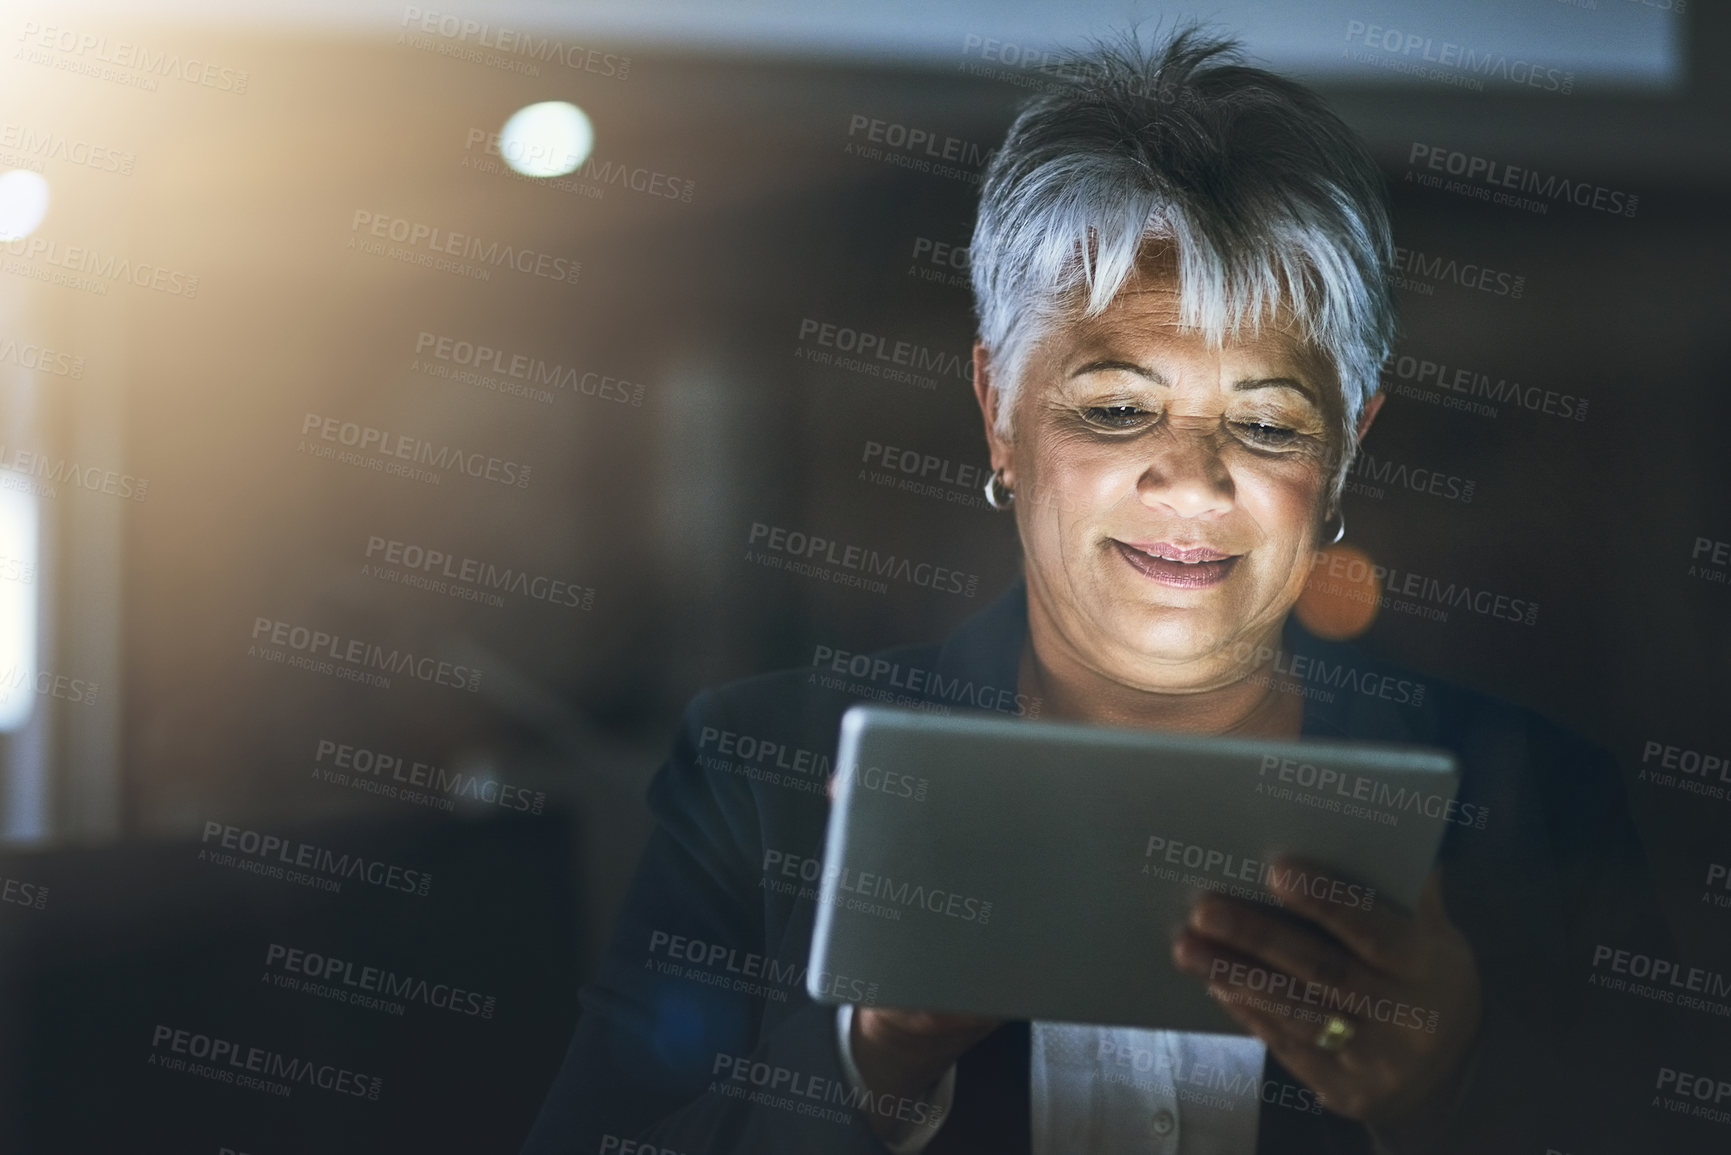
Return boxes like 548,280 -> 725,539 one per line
1035,573 -> 1280,681
1090,614 -> 1263,686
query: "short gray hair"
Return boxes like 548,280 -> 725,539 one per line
969,28 -> 1396,482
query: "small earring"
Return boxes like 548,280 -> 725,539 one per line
1324,508 -> 1346,545
984,468 -> 1015,511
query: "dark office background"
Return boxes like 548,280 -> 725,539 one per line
0,0 -> 1725,1150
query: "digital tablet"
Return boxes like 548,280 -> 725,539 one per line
805,705 -> 1461,1033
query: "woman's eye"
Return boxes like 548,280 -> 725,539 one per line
1232,421 -> 1299,448
1082,405 -> 1152,429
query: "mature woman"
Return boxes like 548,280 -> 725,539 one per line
521,31 -> 1670,1155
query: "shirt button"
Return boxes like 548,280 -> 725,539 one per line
1152,1108 -> 1175,1136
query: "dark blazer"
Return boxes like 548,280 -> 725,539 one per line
521,581 -> 1679,1155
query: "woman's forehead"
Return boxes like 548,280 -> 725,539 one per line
1036,280 -> 1342,415
1059,286 -> 1313,366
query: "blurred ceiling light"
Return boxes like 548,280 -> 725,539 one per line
0,170 -> 50,241
499,101 -> 593,178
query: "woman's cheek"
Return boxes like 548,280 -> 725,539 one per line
1020,447 -> 1090,526
1237,455 -> 1329,522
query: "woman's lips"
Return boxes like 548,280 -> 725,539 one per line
1121,541 -> 1234,563
1111,539 -> 1239,588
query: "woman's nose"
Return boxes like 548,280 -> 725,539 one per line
1135,419 -> 1235,520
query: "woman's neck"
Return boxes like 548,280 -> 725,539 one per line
1017,621 -> 1304,740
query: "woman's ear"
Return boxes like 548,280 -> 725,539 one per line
972,342 -> 1014,484
1355,390 -> 1387,442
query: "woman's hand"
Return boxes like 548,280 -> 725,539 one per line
1171,860 -> 1482,1145
849,1007 -> 1001,1141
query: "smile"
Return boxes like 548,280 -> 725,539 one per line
1111,540 -> 1239,588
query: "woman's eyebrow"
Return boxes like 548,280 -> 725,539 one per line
1070,362 -> 1319,407
1233,376 -> 1317,405
1070,359 -> 1168,382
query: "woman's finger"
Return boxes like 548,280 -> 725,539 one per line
1187,891 -> 1380,999
1263,856 -> 1419,973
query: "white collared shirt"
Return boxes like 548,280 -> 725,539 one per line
837,1006 -> 1265,1154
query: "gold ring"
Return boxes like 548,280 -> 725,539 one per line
1313,1014 -> 1356,1053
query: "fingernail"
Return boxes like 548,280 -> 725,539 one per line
1193,902 -> 1231,937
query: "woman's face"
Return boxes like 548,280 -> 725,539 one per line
984,272 -> 1349,694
